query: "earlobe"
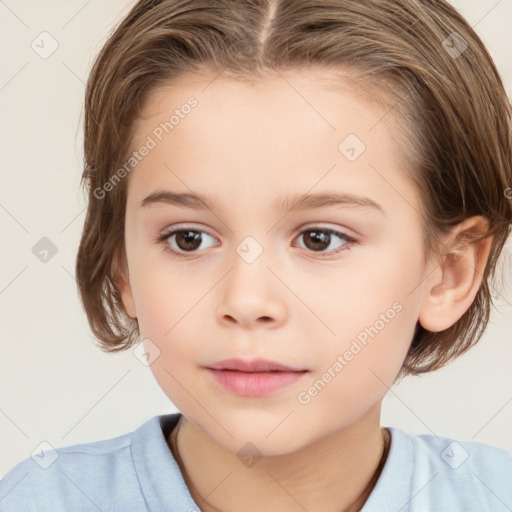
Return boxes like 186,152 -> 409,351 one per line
418,216 -> 493,333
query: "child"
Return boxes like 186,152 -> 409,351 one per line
1,0 -> 511,510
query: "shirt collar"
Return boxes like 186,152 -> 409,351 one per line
132,414 -> 412,512
361,426 -> 413,512
131,413 -> 199,511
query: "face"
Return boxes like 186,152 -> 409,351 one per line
118,69 -> 430,456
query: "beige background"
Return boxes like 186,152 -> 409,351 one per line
1,0 -> 511,476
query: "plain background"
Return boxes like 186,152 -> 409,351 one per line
1,0 -> 511,477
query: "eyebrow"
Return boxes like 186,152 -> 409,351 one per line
140,190 -> 385,215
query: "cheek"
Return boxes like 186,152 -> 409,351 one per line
309,243 -> 421,338
306,244 -> 423,393
142,316 -> 204,415
296,305 -> 416,436
129,255 -> 192,335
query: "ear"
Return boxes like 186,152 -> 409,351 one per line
418,216 -> 493,332
112,246 -> 137,320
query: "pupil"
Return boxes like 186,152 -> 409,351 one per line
178,231 -> 201,250
307,230 -> 329,251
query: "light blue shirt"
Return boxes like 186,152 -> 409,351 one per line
0,413 -> 511,511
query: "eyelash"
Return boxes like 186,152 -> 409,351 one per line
156,226 -> 357,259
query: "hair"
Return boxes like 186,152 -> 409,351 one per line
76,0 -> 512,380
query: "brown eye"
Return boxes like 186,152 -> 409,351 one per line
173,230 -> 203,251
295,228 -> 355,255
301,229 -> 332,251
158,228 -> 218,257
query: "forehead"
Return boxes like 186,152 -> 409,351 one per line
136,67 -> 392,127
125,68 -> 416,218
130,68 -> 402,163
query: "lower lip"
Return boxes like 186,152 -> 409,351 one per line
205,368 -> 308,397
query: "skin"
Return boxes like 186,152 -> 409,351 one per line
116,68 -> 492,512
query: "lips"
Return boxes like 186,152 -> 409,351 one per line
206,358 -> 306,373
204,358 -> 309,397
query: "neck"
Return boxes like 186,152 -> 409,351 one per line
168,404 -> 389,512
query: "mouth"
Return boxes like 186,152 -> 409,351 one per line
204,358 -> 309,397
206,357 -> 307,373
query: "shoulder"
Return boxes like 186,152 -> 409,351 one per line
0,422 -> 151,511
389,426 -> 512,511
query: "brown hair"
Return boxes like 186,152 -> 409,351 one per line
76,0 -> 512,379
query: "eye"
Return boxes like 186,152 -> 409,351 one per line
156,225 -> 357,259
293,227 -> 356,257
157,227 -> 218,257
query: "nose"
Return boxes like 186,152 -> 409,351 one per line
215,245 -> 287,330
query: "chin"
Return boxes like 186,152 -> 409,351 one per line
221,432 -> 309,458
205,414 -> 322,458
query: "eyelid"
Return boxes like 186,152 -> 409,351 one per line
157,222 -> 358,259
158,225 -> 219,245
294,222 -> 358,242
159,223 -> 218,239
159,222 -> 356,241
